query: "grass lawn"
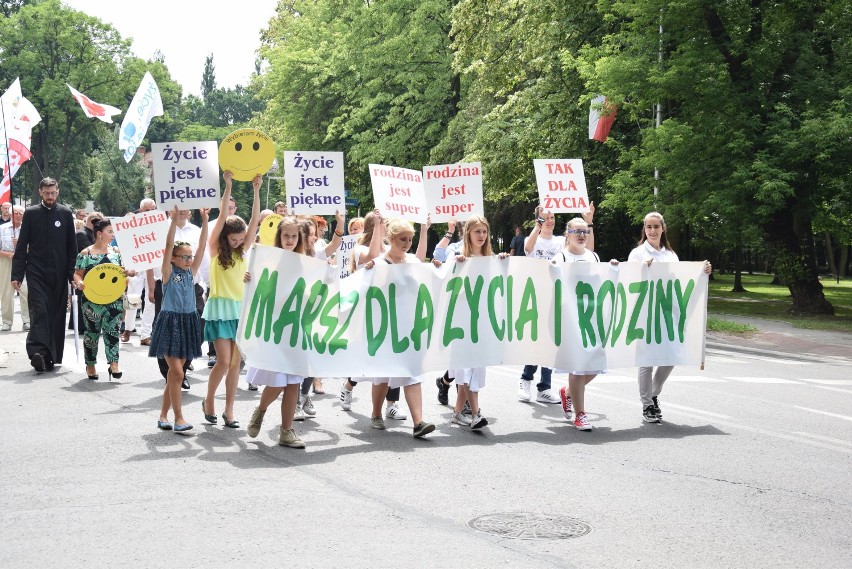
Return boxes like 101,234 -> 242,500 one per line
707,272 -> 852,333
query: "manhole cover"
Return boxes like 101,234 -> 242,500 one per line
467,512 -> 591,540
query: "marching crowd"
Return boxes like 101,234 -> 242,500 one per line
4,176 -> 711,449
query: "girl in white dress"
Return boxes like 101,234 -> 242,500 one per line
243,216 -> 310,448
450,215 -> 509,431
361,217 -> 437,437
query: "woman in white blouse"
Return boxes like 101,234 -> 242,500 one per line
627,212 -> 711,424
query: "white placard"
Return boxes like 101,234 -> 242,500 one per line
533,158 -> 590,213
113,209 -> 170,271
283,150 -> 345,215
423,162 -> 484,223
152,141 -> 221,210
369,164 -> 428,223
336,235 -> 359,279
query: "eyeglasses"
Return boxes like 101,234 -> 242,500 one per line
177,254 -> 194,261
567,229 -> 591,235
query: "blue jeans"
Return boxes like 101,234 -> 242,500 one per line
521,365 -> 552,392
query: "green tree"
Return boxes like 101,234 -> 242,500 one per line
256,0 -> 458,208
0,0 -> 184,209
576,0 -> 850,314
201,53 -> 216,100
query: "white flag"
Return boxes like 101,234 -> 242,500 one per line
1,78 -> 41,203
118,72 -> 163,162
67,84 -> 122,123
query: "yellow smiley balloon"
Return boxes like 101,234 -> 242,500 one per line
259,214 -> 284,246
218,128 -> 276,181
82,263 -> 127,305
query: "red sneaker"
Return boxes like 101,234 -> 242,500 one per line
559,386 -> 573,420
573,412 -> 592,431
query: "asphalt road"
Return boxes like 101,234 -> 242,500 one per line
1,305 -> 850,569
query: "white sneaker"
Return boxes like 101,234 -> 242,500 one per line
517,379 -> 532,402
470,411 -> 488,430
340,385 -> 353,411
385,402 -> 407,420
302,394 -> 316,416
536,389 -> 561,404
0,324 -> 10,332
294,406 -> 306,421
451,412 -> 472,426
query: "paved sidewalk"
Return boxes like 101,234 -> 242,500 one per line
706,313 -> 850,361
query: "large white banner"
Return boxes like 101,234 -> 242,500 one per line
238,248 -> 709,377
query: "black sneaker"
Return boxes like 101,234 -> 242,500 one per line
462,400 -> 472,415
181,378 -> 190,390
30,353 -> 46,373
435,376 -> 449,405
207,357 -> 216,368
652,396 -> 662,420
642,405 -> 660,423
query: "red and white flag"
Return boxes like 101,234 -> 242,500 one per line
589,95 -> 618,143
67,84 -> 122,123
1,78 -> 41,203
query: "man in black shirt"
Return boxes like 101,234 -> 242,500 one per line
11,178 -> 77,372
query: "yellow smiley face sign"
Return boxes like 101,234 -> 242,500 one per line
82,263 -> 127,305
259,214 -> 284,246
218,128 -> 276,181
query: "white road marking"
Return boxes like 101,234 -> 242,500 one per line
792,432 -> 852,448
795,406 -> 852,423
667,375 -> 726,383
585,390 -> 852,456
796,378 -> 852,386
724,376 -> 802,384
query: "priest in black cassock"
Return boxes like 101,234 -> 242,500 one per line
11,178 -> 77,372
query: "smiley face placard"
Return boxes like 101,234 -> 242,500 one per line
219,129 -> 276,181
82,263 -> 127,305
259,214 -> 283,246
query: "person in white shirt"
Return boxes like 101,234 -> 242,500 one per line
0,206 -> 29,331
553,217 -> 601,431
625,212 -> 711,424
519,204 -> 595,405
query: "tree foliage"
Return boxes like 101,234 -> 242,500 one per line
0,0 -> 181,213
574,0 -> 850,313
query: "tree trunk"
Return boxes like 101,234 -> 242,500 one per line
824,232 -> 837,276
732,242 -> 747,292
763,206 -> 834,315
840,245 -> 849,280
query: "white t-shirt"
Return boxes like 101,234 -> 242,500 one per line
628,242 -> 679,263
554,248 -> 600,264
352,243 -> 390,270
378,253 -> 420,265
525,235 -> 565,260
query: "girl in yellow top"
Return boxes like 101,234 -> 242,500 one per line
201,170 -> 261,428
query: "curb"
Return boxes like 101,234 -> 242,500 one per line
705,339 -> 848,364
